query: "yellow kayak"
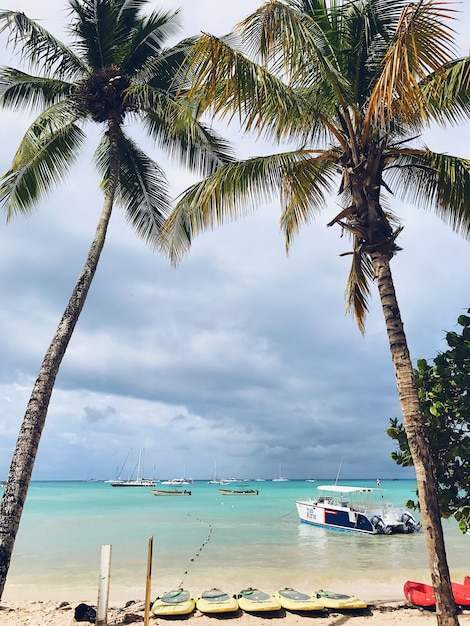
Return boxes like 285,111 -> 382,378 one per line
236,587 -> 282,612
275,587 -> 325,612
196,588 -> 239,614
315,589 -> 368,610
151,588 -> 196,615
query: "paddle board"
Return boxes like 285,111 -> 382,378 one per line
196,588 -> 239,614
275,587 -> 324,612
151,588 -> 196,615
315,589 -> 368,610
236,587 -> 282,612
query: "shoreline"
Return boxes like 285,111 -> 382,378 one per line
2,593 -> 470,626
3,573 -> 470,625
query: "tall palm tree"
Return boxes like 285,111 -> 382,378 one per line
159,2 -> 470,624
0,0 -> 232,598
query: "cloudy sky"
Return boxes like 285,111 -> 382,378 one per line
0,0 -> 469,483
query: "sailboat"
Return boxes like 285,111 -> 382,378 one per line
272,462 -> 289,482
110,449 -> 156,486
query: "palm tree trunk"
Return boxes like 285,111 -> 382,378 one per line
0,190 -> 116,600
371,250 -> 459,626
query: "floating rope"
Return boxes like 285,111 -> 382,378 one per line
176,514 -> 213,588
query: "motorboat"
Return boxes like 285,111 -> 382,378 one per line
218,487 -> 259,495
161,477 -> 193,485
152,489 -> 191,495
296,484 -> 422,534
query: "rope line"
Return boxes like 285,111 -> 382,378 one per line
176,514 -> 213,589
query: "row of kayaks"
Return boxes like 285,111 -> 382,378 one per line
404,578 -> 470,608
151,586 -> 368,616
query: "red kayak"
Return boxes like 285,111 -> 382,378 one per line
404,580 -> 470,607
404,581 -> 435,607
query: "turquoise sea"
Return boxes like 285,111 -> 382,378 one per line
3,479 -> 469,601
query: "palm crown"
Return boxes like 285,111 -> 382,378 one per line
160,0 -> 470,331
0,0 -> 233,234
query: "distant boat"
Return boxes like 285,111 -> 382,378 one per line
151,489 -> 192,496
110,449 -> 156,487
272,462 -> 289,482
161,477 -> 193,485
218,487 -> 259,496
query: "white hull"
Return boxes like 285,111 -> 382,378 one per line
296,485 -> 421,535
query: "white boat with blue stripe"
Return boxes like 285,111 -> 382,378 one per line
296,485 -> 421,535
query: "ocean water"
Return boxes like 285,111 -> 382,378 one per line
3,479 -> 469,601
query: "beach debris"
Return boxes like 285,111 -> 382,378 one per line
74,602 -> 97,622
122,613 -> 143,623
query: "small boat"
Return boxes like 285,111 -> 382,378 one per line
196,588 -> 239,614
315,590 -> 368,610
275,587 -> 324,612
236,588 -> 282,612
151,489 -> 191,496
110,478 -> 156,487
403,581 -> 435,607
109,449 -> 156,486
161,477 -> 193,485
404,580 -> 470,608
296,484 -> 421,534
272,462 -> 289,482
151,589 -> 195,615
218,487 -> 259,495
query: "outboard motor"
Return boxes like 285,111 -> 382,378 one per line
370,515 -> 392,534
401,512 -> 422,532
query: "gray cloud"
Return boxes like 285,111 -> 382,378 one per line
0,0 -> 469,482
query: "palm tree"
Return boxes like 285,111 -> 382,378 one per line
159,2 -> 470,624
0,0 -> 232,598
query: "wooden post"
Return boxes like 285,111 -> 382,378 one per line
144,536 -> 153,626
96,544 -> 112,626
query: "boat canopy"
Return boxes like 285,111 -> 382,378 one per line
316,485 -> 375,493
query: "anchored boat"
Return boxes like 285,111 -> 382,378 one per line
218,487 -> 259,495
151,488 -> 191,496
296,484 -> 421,535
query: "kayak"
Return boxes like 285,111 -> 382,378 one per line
236,587 -> 282,612
315,589 -> 368,610
151,588 -> 196,615
403,581 -> 435,607
275,587 -> 324,612
453,582 -> 470,606
404,580 -> 470,608
196,588 -> 239,614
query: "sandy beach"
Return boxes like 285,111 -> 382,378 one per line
2,586 -> 470,626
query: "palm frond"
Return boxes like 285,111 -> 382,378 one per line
0,68 -> 74,112
123,8 -> 184,73
344,247 -> 375,335
237,0 -> 351,101
421,56 -> 470,125
159,150 -> 334,264
138,90 -> 235,175
94,130 -> 170,246
184,33 -> 330,143
279,154 -> 338,251
0,103 -> 85,218
365,1 -> 457,131
0,10 -> 86,79
385,148 -> 470,238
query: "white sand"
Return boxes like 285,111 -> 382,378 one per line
2,584 -> 470,626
